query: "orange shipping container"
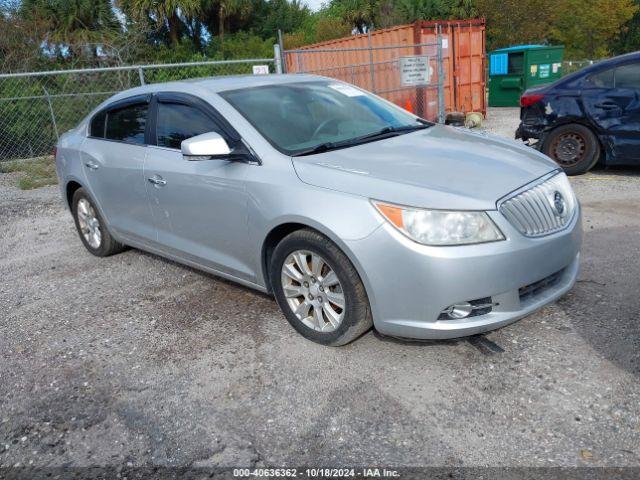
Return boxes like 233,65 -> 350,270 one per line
284,19 -> 486,121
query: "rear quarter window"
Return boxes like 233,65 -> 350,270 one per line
105,103 -> 148,144
89,111 -> 106,138
584,69 -> 614,88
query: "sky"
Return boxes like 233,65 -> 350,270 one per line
303,0 -> 325,12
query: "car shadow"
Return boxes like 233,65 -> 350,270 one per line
133,248 -> 274,301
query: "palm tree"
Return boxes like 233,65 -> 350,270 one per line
339,0 -> 376,33
215,0 -> 252,44
21,0 -> 120,47
118,0 -> 201,45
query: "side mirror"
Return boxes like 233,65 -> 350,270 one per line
181,132 -> 232,161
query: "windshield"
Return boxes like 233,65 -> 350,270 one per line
220,81 -> 428,155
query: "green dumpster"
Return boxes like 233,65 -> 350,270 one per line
488,45 -> 564,107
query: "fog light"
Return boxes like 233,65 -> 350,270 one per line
438,297 -> 496,320
442,302 -> 473,319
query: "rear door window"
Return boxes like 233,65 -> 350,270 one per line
585,69 -> 615,88
156,102 -> 222,150
615,63 -> 640,89
105,103 -> 148,144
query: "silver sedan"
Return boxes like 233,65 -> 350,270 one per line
55,75 -> 581,346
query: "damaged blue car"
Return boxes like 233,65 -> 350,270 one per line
516,51 -> 640,175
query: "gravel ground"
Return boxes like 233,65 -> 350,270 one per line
1,108 -> 639,472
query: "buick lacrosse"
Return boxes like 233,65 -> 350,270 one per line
55,75 -> 581,346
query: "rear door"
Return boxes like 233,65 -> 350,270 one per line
582,62 -> 640,162
80,95 -> 157,244
143,93 -> 254,281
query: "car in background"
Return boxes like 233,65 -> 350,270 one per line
516,51 -> 640,175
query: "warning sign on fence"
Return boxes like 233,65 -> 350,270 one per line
400,56 -> 431,86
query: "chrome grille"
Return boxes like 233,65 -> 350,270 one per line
499,172 -> 577,237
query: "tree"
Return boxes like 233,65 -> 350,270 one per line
476,0 -> 556,50
551,0 -> 638,58
388,0 -> 478,24
257,0 -> 311,37
198,0 -> 253,44
611,0 -> 640,54
117,0 -> 201,46
314,16 -> 352,42
0,1 -> 48,72
21,0 -> 120,52
324,0 -> 376,33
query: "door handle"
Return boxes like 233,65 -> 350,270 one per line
84,161 -> 99,170
147,175 -> 167,186
594,101 -> 619,110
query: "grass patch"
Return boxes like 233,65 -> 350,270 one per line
0,156 -> 58,190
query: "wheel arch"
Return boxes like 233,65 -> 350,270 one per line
260,220 -> 374,302
65,179 -> 84,209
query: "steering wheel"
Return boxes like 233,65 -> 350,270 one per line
311,118 -> 341,140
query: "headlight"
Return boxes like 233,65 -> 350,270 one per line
373,201 -> 505,246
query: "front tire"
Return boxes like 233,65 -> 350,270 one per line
72,188 -> 125,257
270,229 -> 372,346
542,123 -> 600,175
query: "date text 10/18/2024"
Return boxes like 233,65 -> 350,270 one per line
233,468 -> 401,478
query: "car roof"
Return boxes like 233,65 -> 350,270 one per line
187,73 -> 323,91
551,51 -> 640,88
108,73 -> 325,102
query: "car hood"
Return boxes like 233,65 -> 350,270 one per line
291,124 -> 558,210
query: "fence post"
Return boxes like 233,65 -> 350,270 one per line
436,26 -> 446,124
277,30 -> 287,74
274,44 -> 283,74
138,67 -> 145,85
368,30 -> 376,93
42,87 -> 59,141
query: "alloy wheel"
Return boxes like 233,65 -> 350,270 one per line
77,198 -> 102,249
280,250 -> 345,332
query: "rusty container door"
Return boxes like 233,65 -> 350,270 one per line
419,19 -> 486,116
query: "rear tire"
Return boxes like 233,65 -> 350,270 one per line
270,229 -> 372,346
72,188 -> 125,257
542,123 -> 600,175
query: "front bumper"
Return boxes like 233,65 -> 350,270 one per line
346,206 -> 582,339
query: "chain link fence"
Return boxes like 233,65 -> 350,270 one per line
562,59 -> 602,75
282,36 -> 446,124
0,58 -> 276,161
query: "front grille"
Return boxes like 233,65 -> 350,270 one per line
499,172 -> 577,237
519,269 -> 564,302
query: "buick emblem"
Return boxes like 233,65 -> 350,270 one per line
553,191 -> 566,216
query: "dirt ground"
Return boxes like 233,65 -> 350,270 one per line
1,108 -> 639,472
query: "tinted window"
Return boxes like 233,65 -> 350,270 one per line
156,102 -> 220,149
585,69 -> 614,88
615,63 -> 640,89
105,103 -> 148,144
90,111 -> 106,138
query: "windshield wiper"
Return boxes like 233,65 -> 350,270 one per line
292,121 -> 432,157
